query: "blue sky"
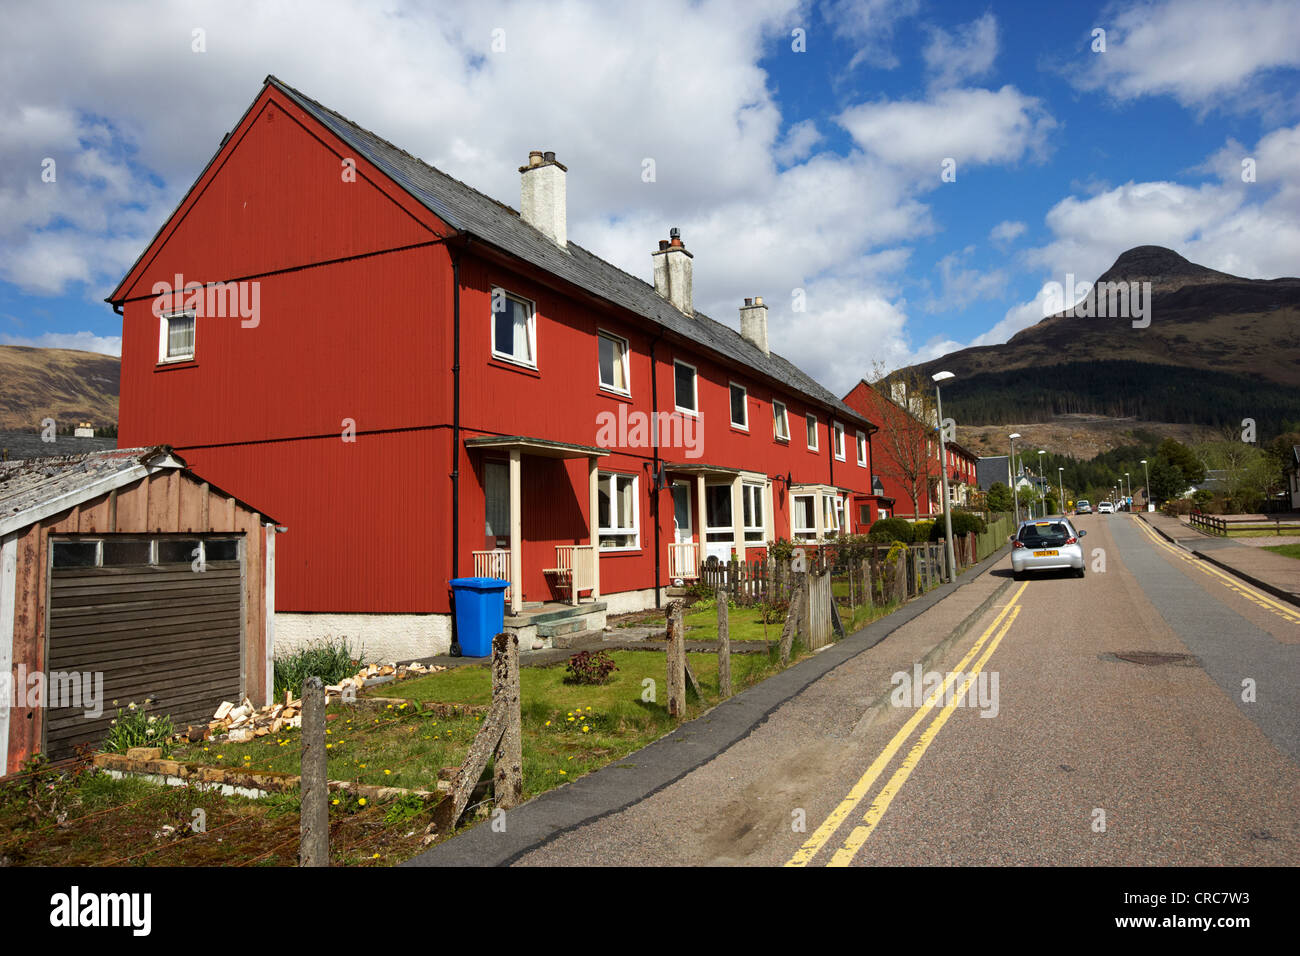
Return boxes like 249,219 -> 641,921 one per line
1,0 -> 1297,394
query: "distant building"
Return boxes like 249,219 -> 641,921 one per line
976,455 -> 1011,491
73,422 -> 95,438
1286,447 -> 1300,509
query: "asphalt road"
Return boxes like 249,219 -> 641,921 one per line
512,513 -> 1299,866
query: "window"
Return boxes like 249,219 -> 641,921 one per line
51,537 -> 238,568
772,400 -> 789,441
806,414 -> 818,450
159,311 -> 195,363
674,360 -> 697,413
729,383 -> 748,429
157,539 -> 201,564
52,541 -> 99,568
792,494 -> 816,541
832,494 -> 844,532
598,331 -> 629,393
102,540 -> 152,565
742,483 -> 765,543
597,473 -> 639,549
859,503 -> 871,525
823,493 -> 840,533
856,431 -> 868,467
833,422 -> 846,461
491,289 -> 536,366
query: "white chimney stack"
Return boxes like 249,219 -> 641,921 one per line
652,228 -> 693,315
519,150 -> 567,248
739,296 -> 769,355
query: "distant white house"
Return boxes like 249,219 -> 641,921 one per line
73,422 -> 95,438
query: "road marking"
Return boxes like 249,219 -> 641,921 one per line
826,603 -> 1021,867
785,581 -> 1028,867
1130,517 -> 1300,623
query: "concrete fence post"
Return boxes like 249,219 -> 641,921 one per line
717,587 -> 731,699
299,676 -> 328,867
491,632 -> 523,809
666,599 -> 687,718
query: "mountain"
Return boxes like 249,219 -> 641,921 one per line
0,345 -> 120,430
907,246 -> 1300,431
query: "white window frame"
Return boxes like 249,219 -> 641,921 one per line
833,421 -> 846,461
806,413 -> 819,451
772,400 -> 789,441
823,493 -> 840,533
742,482 -> 765,543
596,329 -> 630,394
791,493 -> 817,541
728,382 -> 748,430
158,309 -> 196,364
673,359 -> 698,415
597,472 -> 640,551
856,430 -> 868,467
490,288 -> 537,368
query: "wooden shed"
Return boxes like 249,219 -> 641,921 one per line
0,446 -> 279,772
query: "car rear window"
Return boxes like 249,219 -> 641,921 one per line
1019,522 -> 1071,546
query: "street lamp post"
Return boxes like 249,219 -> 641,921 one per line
1058,466 -> 1065,516
1009,432 -> 1021,527
1125,472 -> 1131,511
933,371 -> 957,583
1037,450 -> 1046,515
1141,459 -> 1150,511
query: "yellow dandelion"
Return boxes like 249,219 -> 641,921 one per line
332,798 -> 340,805
544,720 -> 551,726
358,797 -> 367,806
582,726 -> 590,733
559,770 -> 567,775
384,769 -> 391,775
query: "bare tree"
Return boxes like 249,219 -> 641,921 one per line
869,365 -> 940,519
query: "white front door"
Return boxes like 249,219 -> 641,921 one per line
671,481 -> 693,544
704,483 -> 734,563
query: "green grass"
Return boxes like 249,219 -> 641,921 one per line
1263,543 -> 1300,560
174,649 -> 798,803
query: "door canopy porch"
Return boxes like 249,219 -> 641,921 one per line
465,436 -> 609,614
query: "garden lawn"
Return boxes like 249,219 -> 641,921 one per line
1263,543 -> 1300,560
172,648 -> 798,804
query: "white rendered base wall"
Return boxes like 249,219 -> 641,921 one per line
599,586 -> 668,615
273,613 -> 453,663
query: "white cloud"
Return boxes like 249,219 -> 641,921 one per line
774,119 -> 823,165
837,86 -> 1056,177
1071,0 -> 1300,113
990,220 -> 1027,243
0,330 -> 121,356
823,0 -> 921,70
923,12 -> 998,90
922,246 -> 1009,314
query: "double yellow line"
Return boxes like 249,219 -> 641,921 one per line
1131,517 -> 1300,624
786,581 -> 1027,867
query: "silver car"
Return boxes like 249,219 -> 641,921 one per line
1011,519 -> 1087,579
1076,499 -> 1092,515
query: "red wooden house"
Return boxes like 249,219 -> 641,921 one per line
109,77 -> 879,656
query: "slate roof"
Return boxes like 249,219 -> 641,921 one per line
0,447 -> 177,529
975,456 -> 1010,491
0,446 -> 279,533
264,77 -> 870,428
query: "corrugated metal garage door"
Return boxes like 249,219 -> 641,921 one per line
45,546 -> 243,760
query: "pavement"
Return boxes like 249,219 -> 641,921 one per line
404,542 -> 1013,866
1139,511 -> 1300,608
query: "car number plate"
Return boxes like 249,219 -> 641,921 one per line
1033,550 -> 1059,557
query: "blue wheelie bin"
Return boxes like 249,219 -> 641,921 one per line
449,577 -> 509,657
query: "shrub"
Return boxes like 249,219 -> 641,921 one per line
928,511 -> 987,540
274,637 -> 364,700
102,699 -> 175,756
766,537 -> 796,563
868,517 -> 914,544
911,521 -> 934,542
564,649 -> 618,685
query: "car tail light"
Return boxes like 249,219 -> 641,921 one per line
1065,536 -> 1077,544
1013,540 -> 1025,549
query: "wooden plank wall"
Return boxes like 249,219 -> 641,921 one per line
5,469 -> 268,772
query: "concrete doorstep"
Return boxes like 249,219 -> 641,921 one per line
403,544 -> 1013,868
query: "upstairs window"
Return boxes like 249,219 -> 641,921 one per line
856,431 -> 868,467
772,400 -> 789,441
491,289 -> 536,367
598,331 -> 629,393
729,383 -> 748,429
674,360 -> 697,413
806,414 -> 819,451
160,311 -> 195,363
833,422 -> 846,461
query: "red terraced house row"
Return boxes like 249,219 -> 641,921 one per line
109,77 -> 884,657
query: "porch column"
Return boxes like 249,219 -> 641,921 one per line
509,448 -> 522,616
588,456 -> 600,601
695,474 -> 707,564
730,475 -> 744,561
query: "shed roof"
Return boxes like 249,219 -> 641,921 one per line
260,77 -> 870,429
0,446 -> 279,536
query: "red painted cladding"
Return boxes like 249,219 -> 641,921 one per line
843,380 -> 936,519
115,80 -> 880,619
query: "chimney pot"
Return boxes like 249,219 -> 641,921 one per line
519,150 -> 567,247
739,295 -> 770,356
652,230 -> 694,315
